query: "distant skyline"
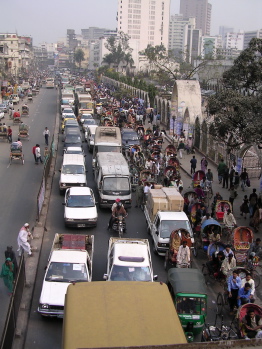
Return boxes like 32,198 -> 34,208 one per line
0,0 -> 261,45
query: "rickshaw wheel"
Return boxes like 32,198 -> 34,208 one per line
216,292 -> 224,316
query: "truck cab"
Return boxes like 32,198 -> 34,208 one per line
103,238 -> 157,282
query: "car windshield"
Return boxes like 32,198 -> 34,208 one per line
67,194 -> 94,207
66,150 -> 82,154
160,220 -> 192,238
110,265 -> 151,281
83,119 -> 96,125
62,165 -> 85,174
81,114 -> 93,119
63,109 -> 74,114
122,133 -> 138,141
45,262 -> 88,282
65,135 -> 81,143
61,99 -> 69,104
176,297 -> 206,315
103,177 -> 130,195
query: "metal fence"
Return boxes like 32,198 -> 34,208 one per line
0,255 -> 25,349
36,134 -> 55,220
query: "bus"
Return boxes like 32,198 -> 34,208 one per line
62,282 -> 187,349
46,78 -> 55,89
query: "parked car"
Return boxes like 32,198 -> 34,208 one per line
63,187 -> 97,227
0,104 -> 8,113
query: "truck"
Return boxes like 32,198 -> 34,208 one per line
103,237 -> 157,281
94,152 -> 131,208
92,126 -> 122,169
38,233 -> 94,317
144,187 -> 194,256
62,282 -> 187,349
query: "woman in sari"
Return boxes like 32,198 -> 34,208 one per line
0,258 -> 14,294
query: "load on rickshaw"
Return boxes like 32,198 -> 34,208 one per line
21,105 -> 29,116
167,268 -> 208,342
136,124 -> 144,138
0,124 -> 8,142
18,124 -> 29,140
164,229 -> 192,270
199,219 -> 223,255
27,92 -> 33,102
165,144 -> 177,157
233,226 -> 253,265
13,113 -> 21,125
236,303 -> 262,339
9,141 -> 24,165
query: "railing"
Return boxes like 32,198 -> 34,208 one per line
0,255 -> 25,349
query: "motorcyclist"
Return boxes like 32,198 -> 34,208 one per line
108,199 -> 127,230
110,201 -> 127,231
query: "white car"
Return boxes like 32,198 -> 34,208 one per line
64,146 -> 85,155
80,113 -> 93,125
63,187 -> 97,227
62,108 -> 75,120
82,119 -> 97,132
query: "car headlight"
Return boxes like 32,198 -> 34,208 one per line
61,183 -> 66,187
88,218 -> 97,221
40,304 -> 49,309
66,218 -> 74,221
80,184 -> 84,187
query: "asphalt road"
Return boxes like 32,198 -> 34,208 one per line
22,95 -> 262,348
0,88 -> 58,334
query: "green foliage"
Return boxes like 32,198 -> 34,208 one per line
208,90 -> 262,148
223,38 -> 262,95
74,49 -> 85,68
103,32 -> 134,71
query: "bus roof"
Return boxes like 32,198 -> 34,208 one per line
62,282 -> 186,349
94,126 -> 121,145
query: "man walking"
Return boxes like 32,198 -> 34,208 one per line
7,126 -> 12,143
43,127 -> 50,146
190,155 -> 197,174
32,144 -> 37,162
17,223 -> 33,257
35,144 -> 43,164
217,159 -> 227,184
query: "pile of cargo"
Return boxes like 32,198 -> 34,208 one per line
146,186 -> 184,221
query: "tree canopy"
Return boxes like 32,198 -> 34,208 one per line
103,31 -> 134,71
207,38 -> 262,149
74,48 -> 85,68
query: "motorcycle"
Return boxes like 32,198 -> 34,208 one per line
112,215 -> 127,238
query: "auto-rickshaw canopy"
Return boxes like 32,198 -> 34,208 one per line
168,268 -> 207,296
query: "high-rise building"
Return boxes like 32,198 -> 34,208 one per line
243,29 -> 262,49
117,0 -> 170,51
224,31 -> 244,51
180,0 -> 212,36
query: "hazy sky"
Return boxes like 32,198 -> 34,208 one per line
0,0 -> 261,45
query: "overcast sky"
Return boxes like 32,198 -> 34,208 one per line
0,0 -> 261,45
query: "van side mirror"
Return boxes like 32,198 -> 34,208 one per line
155,231 -> 159,236
153,275 -> 158,281
103,274 -> 108,280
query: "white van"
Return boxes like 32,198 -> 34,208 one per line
59,154 -> 87,194
10,94 -> 19,104
85,125 -> 98,152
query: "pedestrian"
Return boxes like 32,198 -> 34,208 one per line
190,155 -> 197,174
249,189 -> 258,217
229,166 -> 235,189
135,181 -> 144,208
7,126 -> 12,143
35,144 -> 43,164
201,157 -> 208,173
32,144 -> 37,163
240,168 -> 249,191
229,186 -> 237,212
143,182 -> 150,203
251,204 -> 260,233
233,171 -> 240,190
222,166 -> 229,189
5,246 -> 17,279
178,140 -> 184,159
0,258 -> 14,295
240,195 -> 249,219
43,127 -> 50,146
217,159 -> 226,184
238,283 -> 252,307
142,113 -> 146,125
17,223 -> 33,257
227,270 -> 242,315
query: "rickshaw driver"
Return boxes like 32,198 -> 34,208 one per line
177,241 -> 191,268
223,209 -> 237,229
242,308 -> 262,339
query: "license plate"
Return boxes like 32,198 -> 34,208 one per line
77,224 -> 86,227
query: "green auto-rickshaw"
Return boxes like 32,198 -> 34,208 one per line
167,268 -> 207,341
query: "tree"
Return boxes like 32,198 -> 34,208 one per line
74,49 -> 85,68
103,31 -> 133,72
207,38 -> 262,149
222,38 -> 262,95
